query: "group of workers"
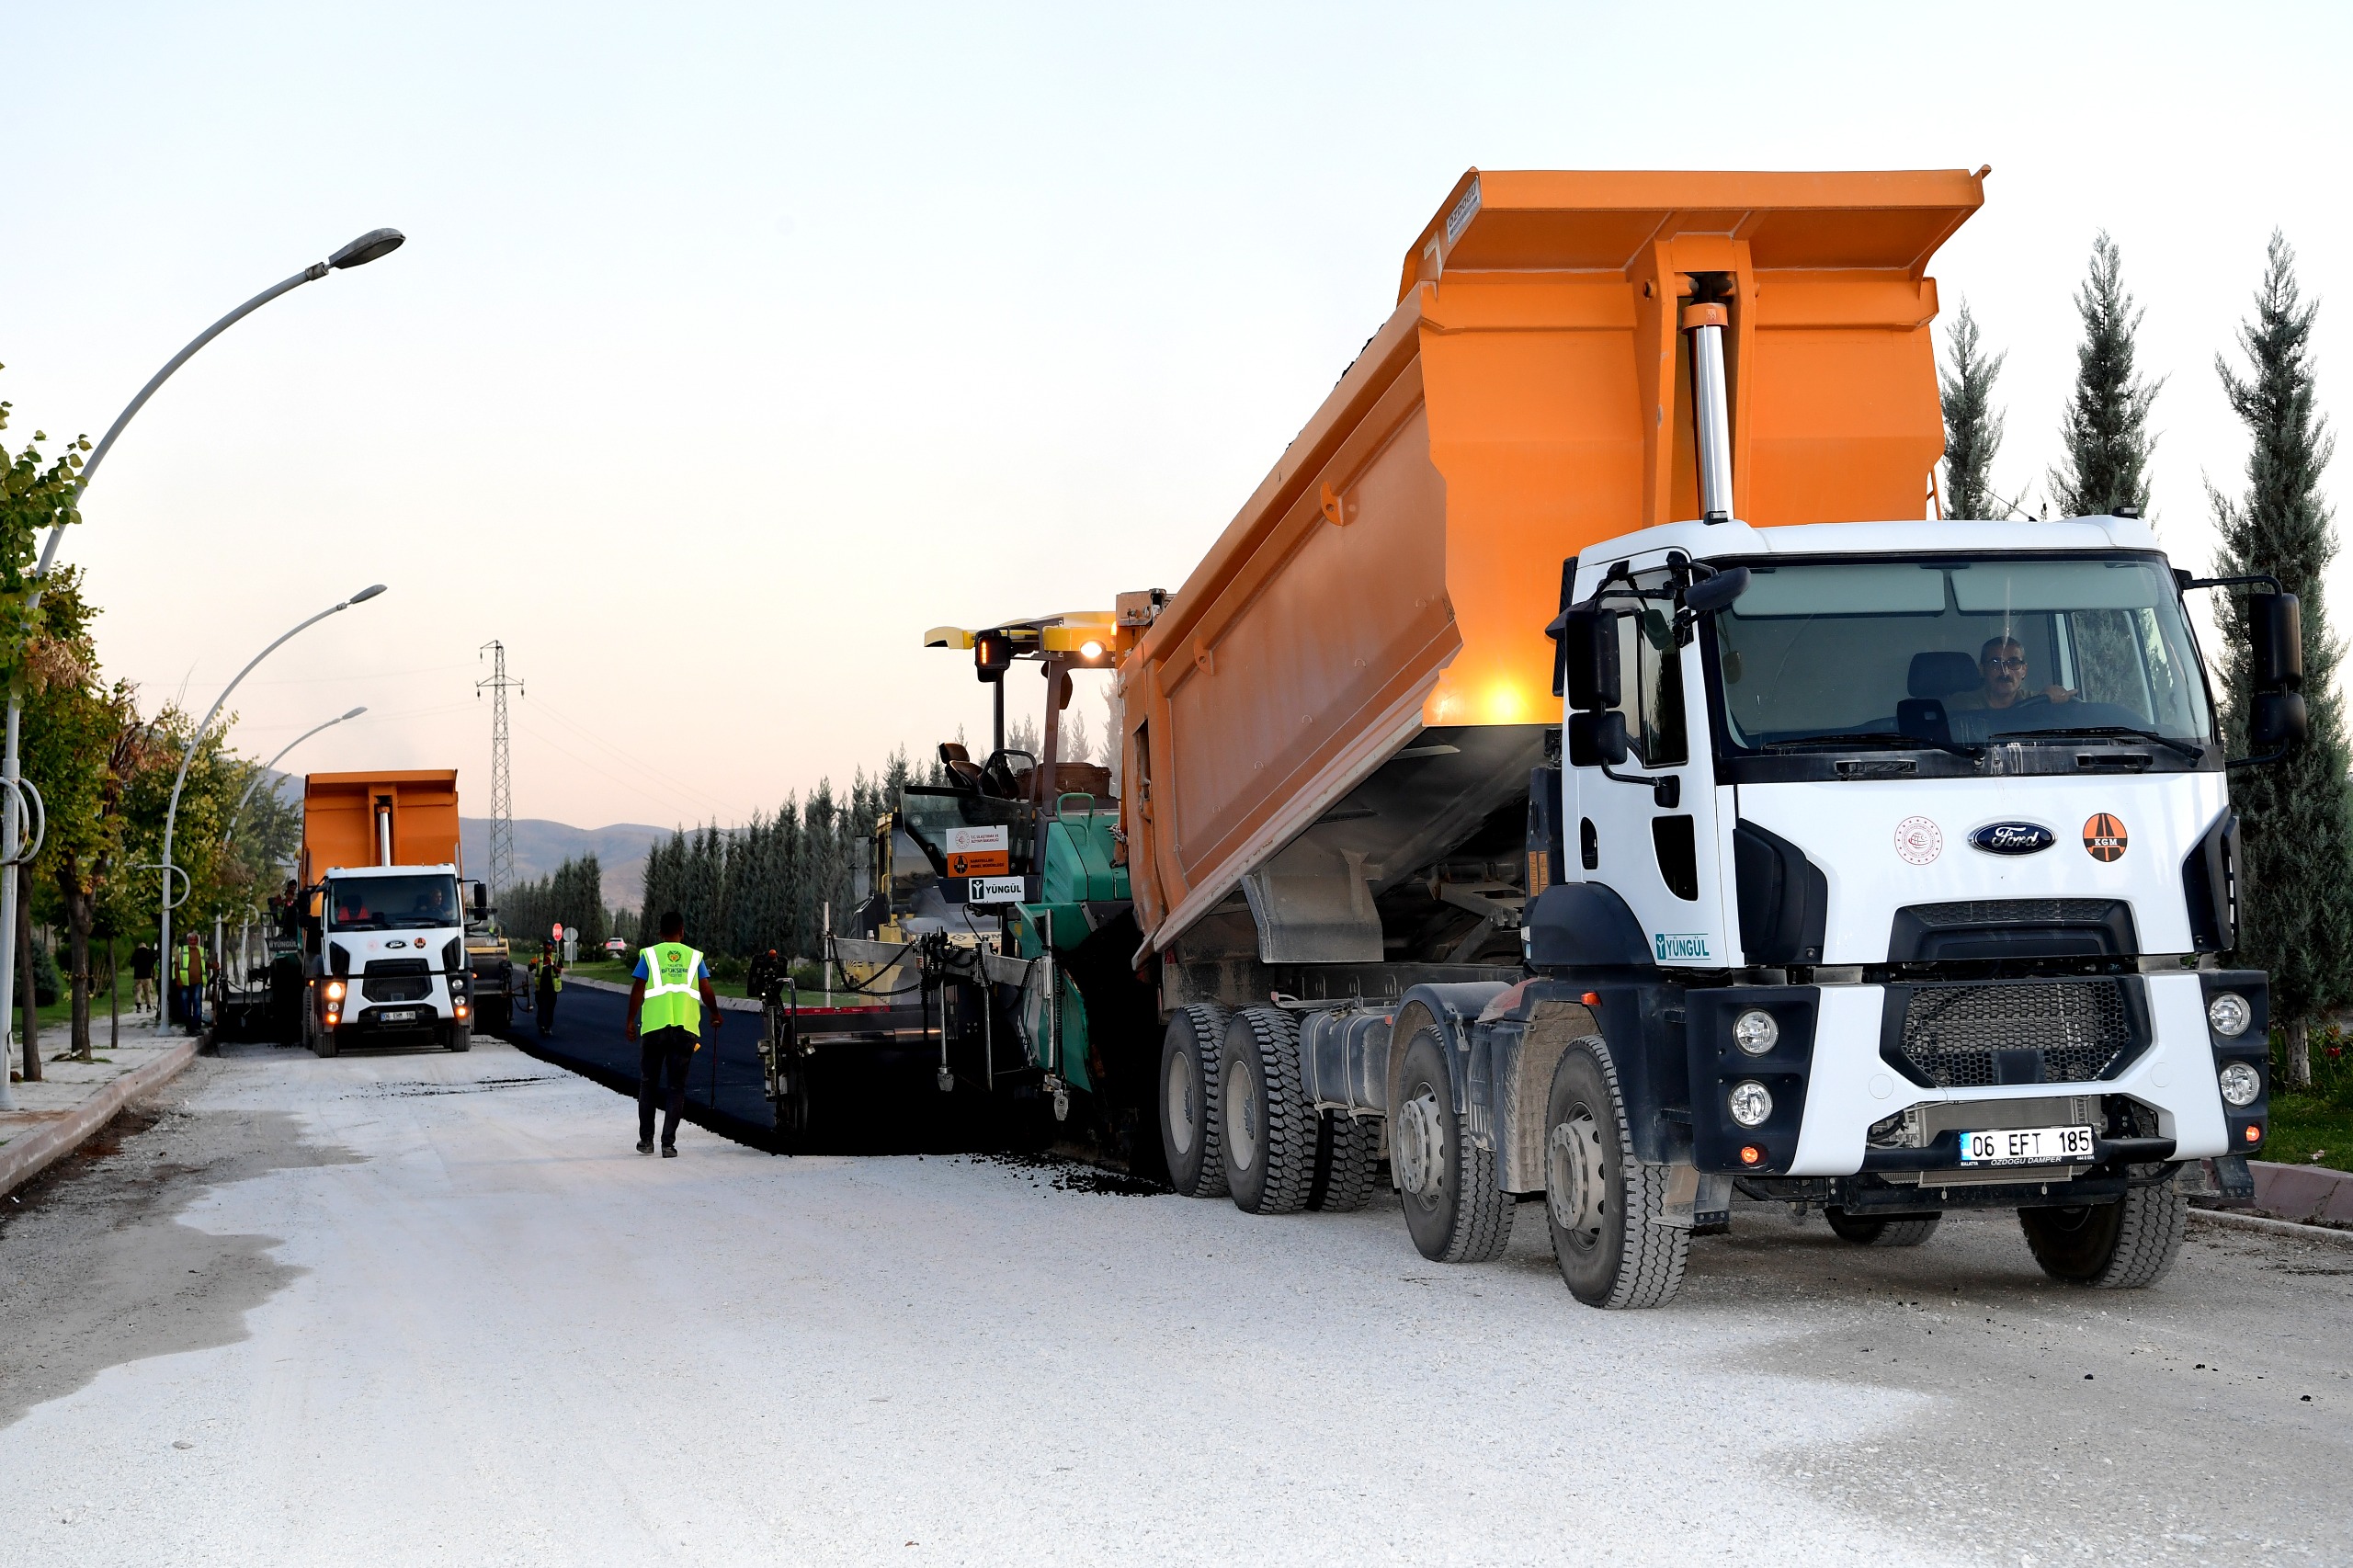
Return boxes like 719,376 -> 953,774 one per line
124,933 -> 217,1036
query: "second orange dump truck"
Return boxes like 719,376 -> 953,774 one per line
924,168 -> 2300,1307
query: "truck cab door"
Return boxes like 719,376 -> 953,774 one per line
1566,565 -> 1733,968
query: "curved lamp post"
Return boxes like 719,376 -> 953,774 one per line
153,587 -> 386,1027
222,705 -> 367,853
0,228 -> 401,1097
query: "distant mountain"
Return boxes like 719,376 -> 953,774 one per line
458,817 -> 665,910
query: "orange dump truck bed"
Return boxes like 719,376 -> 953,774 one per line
301,769 -> 463,884
1120,168 -> 1982,967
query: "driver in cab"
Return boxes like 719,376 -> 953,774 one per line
1946,635 -> 2075,711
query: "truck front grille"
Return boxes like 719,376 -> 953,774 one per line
1892,980 -> 2134,1087
1907,899 -> 2117,926
362,959 -> 433,1004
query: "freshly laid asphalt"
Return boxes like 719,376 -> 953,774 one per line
499,983 -> 779,1141
1,1040 -> 2347,1567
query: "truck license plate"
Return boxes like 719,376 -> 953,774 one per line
381,1009 -> 418,1023
1959,1125 -> 2096,1165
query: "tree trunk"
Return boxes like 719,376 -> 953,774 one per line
17,866 -> 39,1083
108,933 -> 119,1052
67,886 -> 93,1062
2287,1016 -> 2313,1091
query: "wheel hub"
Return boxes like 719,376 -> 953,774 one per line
1549,1108 -> 1607,1237
1394,1090 -> 1445,1201
1166,1052 -> 1196,1157
1229,1059 -> 1259,1171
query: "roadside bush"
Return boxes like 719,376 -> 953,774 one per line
10,942 -> 62,1007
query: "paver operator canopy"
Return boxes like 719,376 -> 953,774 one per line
1114,167 -> 1986,960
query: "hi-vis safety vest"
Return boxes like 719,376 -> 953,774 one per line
641,942 -> 706,1036
174,946 -> 206,985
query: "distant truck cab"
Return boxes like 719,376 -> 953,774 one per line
299,770 -> 475,1056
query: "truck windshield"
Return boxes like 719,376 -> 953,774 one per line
325,874 -> 460,931
1711,554 -> 2211,752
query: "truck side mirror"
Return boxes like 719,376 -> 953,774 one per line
1567,710 -> 1630,767
1680,565 -> 1750,617
2249,591 -> 2302,689
2250,689 -> 2309,752
1559,608 -> 1620,710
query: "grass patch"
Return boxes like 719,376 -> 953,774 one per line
2267,1027 -> 2353,1173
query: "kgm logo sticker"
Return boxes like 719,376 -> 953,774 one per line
1969,822 -> 2056,856
2084,813 -> 2129,862
1893,815 -> 1943,866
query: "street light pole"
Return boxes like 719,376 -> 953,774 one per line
0,227 -> 402,1101
222,706 -> 367,852
154,589 -> 385,1031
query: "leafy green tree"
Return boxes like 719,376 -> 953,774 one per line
2210,233 -> 2351,1088
2048,233 -> 2163,518
1939,300 -> 2011,519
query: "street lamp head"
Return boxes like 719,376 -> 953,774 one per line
328,228 -> 406,269
340,706 -> 368,722
347,584 -> 388,606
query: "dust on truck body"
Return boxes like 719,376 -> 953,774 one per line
299,769 -> 479,1057
1114,169 -> 2298,1307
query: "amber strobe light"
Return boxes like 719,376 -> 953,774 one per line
2245,1124 -> 2263,1142
1739,1144 -> 1765,1166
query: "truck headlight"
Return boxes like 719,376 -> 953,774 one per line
2207,992 -> 2251,1038
2218,1061 -> 2262,1108
1732,1009 -> 1779,1055
324,980 -> 347,1002
1728,1080 -> 1773,1128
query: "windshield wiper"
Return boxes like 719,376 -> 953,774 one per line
1766,732 -> 1984,760
1985,725 -> 2205,761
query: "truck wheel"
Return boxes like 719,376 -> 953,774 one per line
1543,1035 -> 1686,1308
1219,1007 -> 1317,1215
1824,1209 -> 1940,1247
1159,1005 -> 1230,1199
448,1026 -> 472,1053
313,1027 -> 339,1060
1394,1028 -> 1513,1263
1310,1112 -> 1381,1213
2018,1182 -> 2188,1288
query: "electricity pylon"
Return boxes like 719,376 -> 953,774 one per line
476,642 -> 523,904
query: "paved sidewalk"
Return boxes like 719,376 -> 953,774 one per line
1,1015 -> 201,1198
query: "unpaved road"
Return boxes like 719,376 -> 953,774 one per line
1,1039 -> 2346,1567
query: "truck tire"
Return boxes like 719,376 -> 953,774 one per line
1219,1006 -> 1317,1215
1310,1112 -> 1381,1213
313,1027 -> 339,1060
1394,1027 -> 1513,1263
1825,1209 -> 1941,1247
1543,1035 -> 1686,1308
448,1025 -> 472,1053
2018,1181 -> 2188,1288
1159,1005 -> 1230,1199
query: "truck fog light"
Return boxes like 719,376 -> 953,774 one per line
2207,992 -> 2251,1038
1728,1080 -> 1773,1128
1732,1009 -> 1779,1055
2218,1061 -> 2261,1107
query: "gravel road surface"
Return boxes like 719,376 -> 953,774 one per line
1,1039 -> 2346,1566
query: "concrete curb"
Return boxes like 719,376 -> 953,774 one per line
2246,1159 -> 2353,1226
0,1033 -> 200,1199
2189,1206 -> 2353,1248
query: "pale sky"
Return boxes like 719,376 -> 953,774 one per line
6,2 -> 2349,831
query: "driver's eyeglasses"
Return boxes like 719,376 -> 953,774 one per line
1984,657 -> 2029,671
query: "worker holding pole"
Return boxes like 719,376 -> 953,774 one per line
625,910 -> 722,1157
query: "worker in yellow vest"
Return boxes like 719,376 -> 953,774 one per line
171,936 -> 210,1035
625,910 -> 722,1157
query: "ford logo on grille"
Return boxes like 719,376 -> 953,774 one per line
1969,822 -> 2055,855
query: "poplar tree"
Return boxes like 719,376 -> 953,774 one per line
1939,300 -> 2009,519
2048,233 -> 2163,518
2211,232 -> 2350,1088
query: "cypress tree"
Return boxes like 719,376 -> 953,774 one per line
2048,232 -> 2164,518
1939,300 -> 2010,519
2211,232 -> 2351,1088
